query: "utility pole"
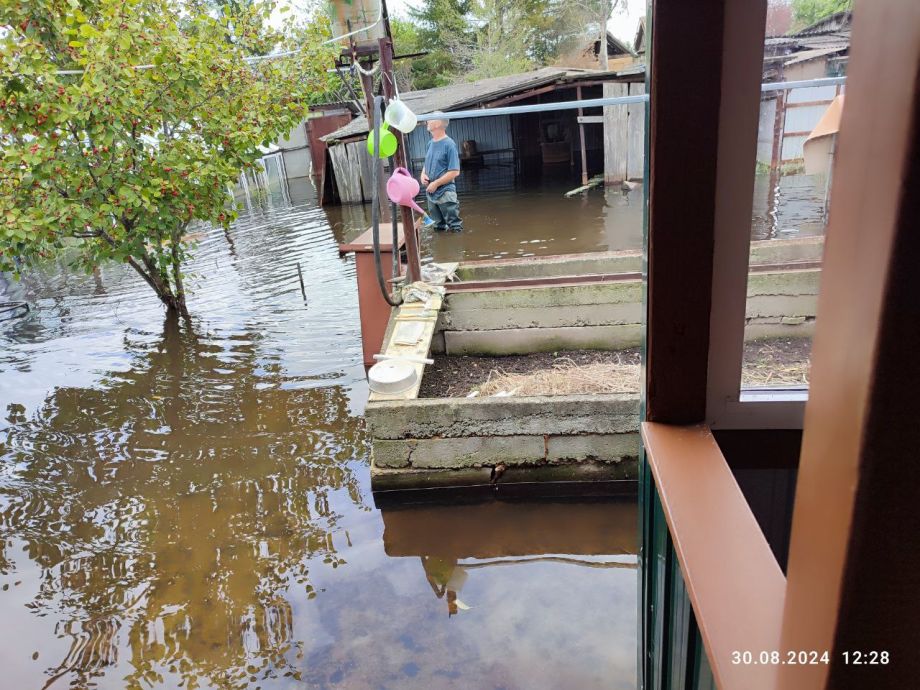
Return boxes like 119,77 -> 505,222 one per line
340,0 -> 422,283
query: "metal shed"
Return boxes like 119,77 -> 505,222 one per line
320,66 -> 645,204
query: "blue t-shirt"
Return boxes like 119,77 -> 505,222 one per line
423,136 -> 460,199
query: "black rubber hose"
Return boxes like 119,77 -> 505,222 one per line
370,95 -> 403,307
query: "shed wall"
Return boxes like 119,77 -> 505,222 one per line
405,115 -> 514,171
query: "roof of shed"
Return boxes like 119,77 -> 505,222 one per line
322,66 -> 639,143
783,45 -> 848,67
795,10 -> 852,36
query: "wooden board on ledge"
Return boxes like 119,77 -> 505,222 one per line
368,294 -> 442,402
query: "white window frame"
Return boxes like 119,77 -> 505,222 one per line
704,0 -> 818,430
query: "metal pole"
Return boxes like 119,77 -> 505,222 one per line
379,36 -> 421,283
401,76 -> 847,124
767,89 -> 785,235
416,94 -> 650,121
577,85 -> 589,186
357,62 -> 391,223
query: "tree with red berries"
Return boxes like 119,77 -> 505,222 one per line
0,0 -> 333,317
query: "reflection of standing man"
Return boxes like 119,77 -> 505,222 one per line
420,556 -> 469,617
421,117 -> 463,233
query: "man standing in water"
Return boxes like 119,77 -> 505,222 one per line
421,117 -> 462,232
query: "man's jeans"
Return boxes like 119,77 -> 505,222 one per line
426,190 -> 463,232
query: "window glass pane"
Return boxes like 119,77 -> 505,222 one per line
742,1 -> 848,390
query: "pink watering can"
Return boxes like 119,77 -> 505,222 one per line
386,167 -> 427,216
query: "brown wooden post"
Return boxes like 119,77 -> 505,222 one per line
766,90 -> 785,229
645,0 -> 727,423
378,37 -> 421,283
778,2 -> 920,686
577,86 -> 589,186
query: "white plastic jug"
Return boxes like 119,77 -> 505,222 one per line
384,99 -> 418,134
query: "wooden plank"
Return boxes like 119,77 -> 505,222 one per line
368,295 -> 443,403
349,141 -> 373,203
780,2 -> 920,687
563,175 -> 604,197
641,422 -> 785,690
328,143 -> 361,203
338,224 -> 406,254
603,82 -> 629,184
577,115 -> 604,124
644,0 -> 725,423
627,82 -> 646,181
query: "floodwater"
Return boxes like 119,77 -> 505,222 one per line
334,167 -> 829,264
750,173 -> 829,241
0,177 -> 638,689
333,168 -> 647,264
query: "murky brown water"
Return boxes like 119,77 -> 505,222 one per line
750,173 -> 829,241
0,178 -> 638,689
328,170 -> 646,264
332,168 -> 828,264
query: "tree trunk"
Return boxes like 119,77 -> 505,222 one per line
599,24 -> 608,70
127,254 -> 190,319
169,229 -> 190,320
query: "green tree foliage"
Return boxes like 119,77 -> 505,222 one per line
0,0 -> 330,317
791,0 -> 852,32
400,0 -> 628,85
407,0 -> 474,88
462,0 -> 539,81
390,17 -> 421,91
546,0 -> 626,70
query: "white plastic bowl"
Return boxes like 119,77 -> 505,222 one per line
368,360 -> 418,395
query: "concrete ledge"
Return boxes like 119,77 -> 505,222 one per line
371,466 -> 493,491
456,250 -> 643,282
747,269 -> 820,296
374,436 -> 547,468
367,394 -> 640,440
373,431 -> 638,469
745,320 -> 816,340
371,460 -> 635,487
440,302 -> 642,331
746,294 -> 816,319
749,236 -> 824,265
547,433 -> 640,463
445,324 -> 643,355
452,237 -> 824,283
445,281 -> 642,311
371,463 -> 638,496
498,460 -> 638,484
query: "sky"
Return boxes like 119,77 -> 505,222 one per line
312,0 -> 648,47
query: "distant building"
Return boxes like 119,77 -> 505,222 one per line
759,11 -> 851,167
554,31 -> 638,72
633,18 -> 645,58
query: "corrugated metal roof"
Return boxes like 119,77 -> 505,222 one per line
322,66 -> 637,143
784,45 -> 848,67
764,32 -> 850,50
794,10 -> 852,36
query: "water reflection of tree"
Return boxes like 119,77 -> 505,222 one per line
0,315 -> 368,689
